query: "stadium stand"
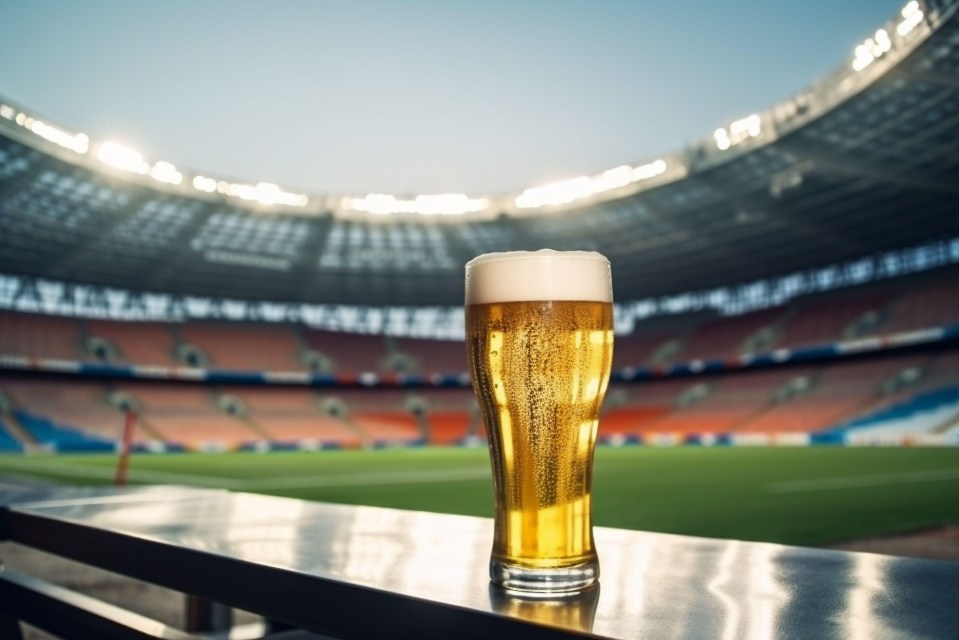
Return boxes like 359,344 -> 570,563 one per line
840,386 -> 959,445
647,368 -> 810,435
611,328 -> 679,370
114,383 -> 259,450
418,389 -> 477,444
392,337 -> 468,374
0,417 -> 23,452
882,275 -> 959,334
775,290 -> 891,349
302,329 -> 389,374
225,387 -> 360,447
85,319 -> 179,366
736,355 -> 928,433
178,322 -> 305,371
0,379 -> 123,443
0,311 -> 82,360
675,308 -> 785,362
600,379 -> 693,436
334,389 -> 424,445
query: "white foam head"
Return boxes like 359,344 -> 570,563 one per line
465,249 -> 612,305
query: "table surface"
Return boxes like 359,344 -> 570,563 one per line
2,485 -> 959,639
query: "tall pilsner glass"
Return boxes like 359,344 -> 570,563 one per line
465,250 -> 614,593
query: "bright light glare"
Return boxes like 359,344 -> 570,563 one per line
0,104 -> 14,120
149,161 -> 182,185
216,181 -> 309,207
714,128 -> 732,151
343,193 -> 489,215
515,160 -> 668,209
96,142 -> 149,174
853,29 -> 893,71
897,1 -> 923,36
730,114 -> 761,138
191,176 -> 306,206
715,115 -> 760,150
874,29 -> 892,52
28,120 -> 89,154
193,175 -> 217,193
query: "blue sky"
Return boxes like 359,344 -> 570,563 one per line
0,1 -> 903,194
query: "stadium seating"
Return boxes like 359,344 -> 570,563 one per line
776,291 -> 890,349
333,389 -> 423,444
1,267 -> 958,450
392,337 -> 467,374
840,387 -> 959,445
114,383 -> 260,450
675,308 -> 785,362
882,277 -> 959,334
0,311 -> 83,360
600,380 -> 693,436
178,322 -> 305,371
0,418 -> 23,452
86,319 -> 179,366
302,329 -> 389,374
736,356 -> 924,433
0,379 -> 124,442
12,411 -> 114,452
611,327 -> 683,370
648,368 -> 807,435
226,387 -> 360,447
417,389 -> 477,444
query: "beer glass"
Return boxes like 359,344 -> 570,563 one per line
465,250 -> 614,593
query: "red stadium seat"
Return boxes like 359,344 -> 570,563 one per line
86,320 -> 179,366
178,322 -> 305,371
0,311 -> 83,360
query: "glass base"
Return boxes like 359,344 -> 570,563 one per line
490,557 -> 599,594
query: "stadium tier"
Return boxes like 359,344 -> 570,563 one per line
85,319 -> 180,366
0,311 -> 83,360
302,329 -> 389,374
2,268 -> 958,373
1,343 -> 958,451
2,264 -> 959,451
223,388 -> 359,446
177,322 -> 305,371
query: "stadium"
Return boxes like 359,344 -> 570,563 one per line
1,0 -> 959,638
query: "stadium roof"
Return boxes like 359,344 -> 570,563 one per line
1,0 -> 958,309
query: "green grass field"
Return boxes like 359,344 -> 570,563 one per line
2,446 -> 959,546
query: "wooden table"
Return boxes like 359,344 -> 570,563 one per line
2,485 -> 958,639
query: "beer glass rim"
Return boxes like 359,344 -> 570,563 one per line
465,249 -> 612,305
465,249 -> 609,268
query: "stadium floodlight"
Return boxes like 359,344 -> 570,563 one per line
731,114 -> 761,139
897,1 -> 924,36
191,176 -> 307,207
715,115 -> 761,150
632,159 -> 668,181
216,181 -> 309,208
714,129 -> 732,151
96,141 -> 150,175
9,109 -> 89,154
27,120 -> 89,154
193,175 -> 217,193
342,193 -> 490,216
853,29 -> 893,71
149,160 -> 183,186
514,160 -> 668,209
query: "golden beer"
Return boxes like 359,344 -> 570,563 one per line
465,250 -> 613,592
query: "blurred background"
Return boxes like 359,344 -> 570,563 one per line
1,0 -> 958,568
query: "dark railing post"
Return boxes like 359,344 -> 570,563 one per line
185,595 -> 232,633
